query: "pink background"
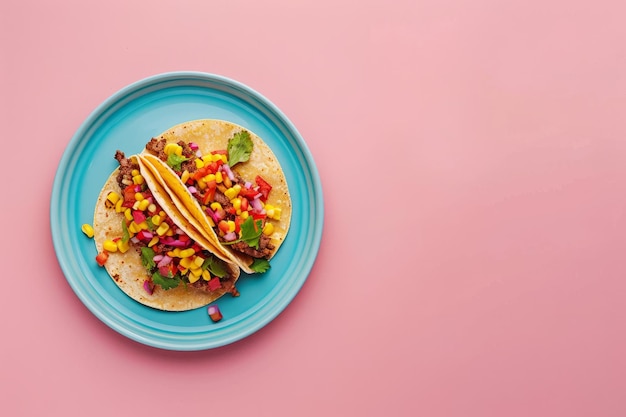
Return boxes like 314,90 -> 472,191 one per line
1,0 -> 625,415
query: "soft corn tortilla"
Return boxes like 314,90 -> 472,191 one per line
141,119 -> 292,274
93,156 -> 240,311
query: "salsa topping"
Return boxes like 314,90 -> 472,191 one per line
96,151 -> 239,296
144,132 -> 282,265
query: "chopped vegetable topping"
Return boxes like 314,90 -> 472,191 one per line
227,131 -> 253,167
81,224 -> 94,238
207,305 -> 223,322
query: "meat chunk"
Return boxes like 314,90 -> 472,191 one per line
114,150 -> 138,188
144,138 -> 167,161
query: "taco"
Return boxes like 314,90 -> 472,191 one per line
139,119 -> 292,274
92,151 -> 240,311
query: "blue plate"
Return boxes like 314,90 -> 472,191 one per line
50,72 -> 323,351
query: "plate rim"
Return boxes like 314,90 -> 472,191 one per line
50,71 -> 324,351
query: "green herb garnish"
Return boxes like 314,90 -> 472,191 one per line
121,220 -> 130,243
167,153 -> 189,171
202,256 -> 227,278
250,258 -> 271,273
227,131 -> 253,167
140,247 -> 156,269
151,271 -> 180,290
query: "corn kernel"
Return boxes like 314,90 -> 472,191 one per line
115,199 -> 124,213
221,154 -> 228,164
179,257 -> 193,269
151,214 -> 162,226
105,192 -> 121,208
131,169 -> 140,176
103,240 -> 118,252
194,159 -> 205,169
202,270 -> 212,281
164,143 -> 178,155
232,198 -> 241,211
210,202 -> 222,211
159,211 -> 166,217
193,256 -> 205,268
134,192 -> 144,201
222,175 -> 232,188
211,153 -> 223,162
196,179 -> 206,189
132,175 -> 144,185
117,239 -> 130,253
132,201 -> 140,210
156,222 -> 170,236
81,224 -> 94,238
148,203 -> 157,213
224,187 -> 239,200
202,154 -> 213,163
165,228 -> 175,236
215,171 -> 223,184
263,222 -> 275,236
271,207 -> 282,220
179,248 -> 195,258
181,170 -> 190,184
148,236 -> 159,247
190,267 -> 202,277
179,268 -> 189,275
227,220 -> 236,233
204,173 -> 216,183
240,211 -> 249,219
124,209 -> 133,221
137,221 -> 149,230
188,272 -> 201,283
128,222 -> 139,234
138,199 -> 150,211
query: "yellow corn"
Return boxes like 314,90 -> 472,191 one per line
148,236 -> 159,247
202,154 -> 213,163
138,199 -> 150,211
202,270 -> 212,281
165,228 -> 175,236
264,205 -> 282,220
271,207 -> 282,220
210,202 -> 222,211
137,221 -> 149,230
224,185 -> 240,200
240,211 -> 249,219
151,214 -> 162,226
81,224 -> 94,238
215,171 -> 223,184
196,179 -> 206,189
148,203 -> 157,213
159,210 -> 166,217
124,209 -> 133,222
156,222 -> 169,236
193,256 -> 205,268
211,153 -> 223,162
194,159 -> 205,169
131,169 -> 140,176
179,268 -> 189,275
128,222 -> 139,234
117,239 -> 130,253
115,198 -> 124,213
105,192 -> 121,208
132,201 -> 140,210
134,192 -> 144,201
164,143 -> 182,156
263,222 -> 275,236
222,175 -> 232,188
227,220 -> 236,233
179,248 -> 196,258
132,175 -> 144,185
190,267 -> 202,277
188,271 -> 201,283
204,173 -> 216,183
103,240 -> 118,252
179,257 -> 193,269
232,198 -> 241,211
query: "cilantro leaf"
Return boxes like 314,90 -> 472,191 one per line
167,153 -> 189,171
250,258 -> 270,273
151,271 -> 180,290
227,131 -> 253,167
240,216 -> 263,249
140,247 -> 156,270
202,256 -> 227,278
121,220 -> 130,243
145,216 -> 155,231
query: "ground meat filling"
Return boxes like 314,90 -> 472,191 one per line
114,150 -> 139,188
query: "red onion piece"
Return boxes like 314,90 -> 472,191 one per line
244,181 -> 252,189
189,142 -> 199,150
131,237 -> 140,244
223,232 -> 237,241
157,255 -> 172,268
222,164 -> 236,181
143,280 -> 154,295
250,197 -> 263,212
188,186 -> 197,194
153,254 -> 164,262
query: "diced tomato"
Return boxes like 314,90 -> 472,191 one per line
252,212 -> 267,220
179,235 -> 190,243
226,206 -> 236,215
234,216 -> 243,233
212,150 -> 227,155
218,220 -> 230,234
238,187 -> 258,200
95,252 -> 109,266
122,185 -> 137,208
207,277 -> 222,291
191,243 -> 202,253
255,176 -> 272,202
240,197 -> 249,212
192,166 -> 209,181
